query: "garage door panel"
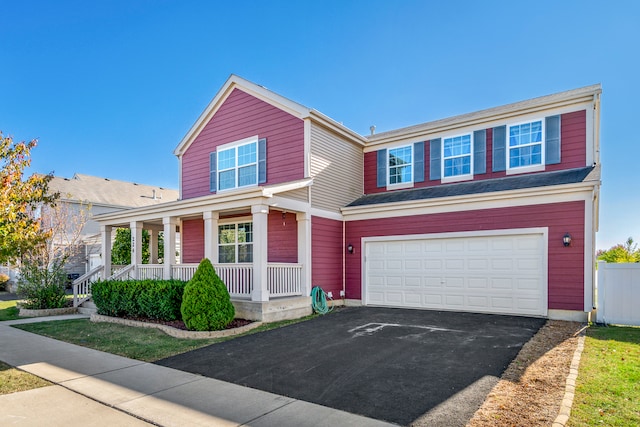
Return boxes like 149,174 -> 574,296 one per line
468,277 -> 489,289
490,296 -> 514,309
467,295 -> 489,308
405,276 -> 421,287
491,278 -> 514,290
445,259 -> 465,269
365,233 -> 546,316
404,293 -> 422,305
405,242 -> 422,254
425,260 -> 443,269
491,259 -> 514,270
445,277 -> 464,288
445,295 -> 464,306
468,259 -> 489,270
404,259 -> 422,270
424,277 -> 443,288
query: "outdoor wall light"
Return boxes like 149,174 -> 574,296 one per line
563,233 -> 572,247
347,244 -> 354,254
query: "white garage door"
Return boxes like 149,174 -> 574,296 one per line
364,232 -> 547,316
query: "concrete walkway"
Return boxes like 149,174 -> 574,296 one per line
0,315 -> 395,427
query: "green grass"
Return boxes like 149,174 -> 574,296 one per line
569,325 -> 640,426
0,360 -> 52,395
14,314 -> 318,362
0,299 -> 20,321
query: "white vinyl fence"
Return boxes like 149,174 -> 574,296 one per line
596,261 -> 640,326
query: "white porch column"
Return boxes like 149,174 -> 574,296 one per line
163,217 -> 178,280
297,212 -> 312,297
149,229 -> 158,264
251,204 -> 269,302
130,221 -> 143,266
101,225 -> 112,279
203,211 -> 219,264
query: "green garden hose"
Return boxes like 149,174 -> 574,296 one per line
311,286 -> 333,315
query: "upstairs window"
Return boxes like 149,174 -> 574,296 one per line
218,222 -> 253,263
443,134 -> 472,178
210,137 -> 266,193
217,137 -> 258,191
508,120 -> 543,169
388,145 -> 413,185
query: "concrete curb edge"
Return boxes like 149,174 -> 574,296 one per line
90,313 -> 264,339
552,325 -> 587,427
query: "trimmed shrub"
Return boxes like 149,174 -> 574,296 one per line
181,258 -> 235,331
92,279 -> 187,320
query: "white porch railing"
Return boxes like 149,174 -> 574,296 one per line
74,262 -> 303,303
137,264 -> 165,280
216,264 -> 253,298
108,264 -> 135,281
72,265 -> 104,307
268,263 -> 302,297
172,264 -> 198,281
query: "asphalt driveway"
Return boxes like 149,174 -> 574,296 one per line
156,307 -> 545,426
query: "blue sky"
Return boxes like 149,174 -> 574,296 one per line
1,0 -> 637,250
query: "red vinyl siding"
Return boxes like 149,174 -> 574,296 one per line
311,216 -> 344,296
181,88 -> 305,199
363,110 -> 587,195
268,211 -> 298,263
345,201 -> 585,311
547,110 -> 587,171
182,219 -> 204,263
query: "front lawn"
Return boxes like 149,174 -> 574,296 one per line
0,299 -> 20,321
14,315 -> 317,362
0,360 -> 52,395
569,325 -> 640,426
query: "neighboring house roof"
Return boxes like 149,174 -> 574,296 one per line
346,166 -> 600,208
48,173 -> 179,208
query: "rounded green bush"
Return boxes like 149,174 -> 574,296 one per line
181,258 -> 235,331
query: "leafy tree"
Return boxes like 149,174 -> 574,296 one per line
181,258 -> 235,331
111,228 -> 164,265
597,237 -> 640,263
17,201 -> 89,308
0,132 -> 59,263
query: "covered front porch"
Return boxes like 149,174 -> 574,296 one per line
76,182 -> 314,321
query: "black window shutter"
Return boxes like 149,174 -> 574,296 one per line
429,138 -> 441,180
414,141 -> 425,182
473,130 -> 486,175
545,115 -> 561,165
258,138 -> 267,183
209,151 -> 217,192
492,126 -> 506,172
376,149 -> 387,188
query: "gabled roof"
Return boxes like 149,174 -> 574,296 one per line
173,74 -> 366,156
48,174 -> 179,208
366,84 -> 602,146
346,166 -> 600,208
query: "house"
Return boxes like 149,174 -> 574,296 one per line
89,75 -> 601,322
46,174 -> 179,277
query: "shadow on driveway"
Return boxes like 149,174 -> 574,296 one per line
156,307 -> 545,426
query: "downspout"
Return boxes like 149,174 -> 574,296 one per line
342,219 -> 346,302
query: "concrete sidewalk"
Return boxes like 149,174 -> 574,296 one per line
0,316 -> 395,427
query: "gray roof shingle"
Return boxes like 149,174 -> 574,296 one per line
347,166 -> 599,207
48,174 -> 179,208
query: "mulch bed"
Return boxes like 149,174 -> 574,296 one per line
120,316 -> 253,331
467,320 -> 584,426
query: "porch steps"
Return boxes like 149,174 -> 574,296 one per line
77,300 -> 97,315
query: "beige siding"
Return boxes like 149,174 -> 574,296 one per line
310,124 -> 363,212
278,187 -> 309,202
